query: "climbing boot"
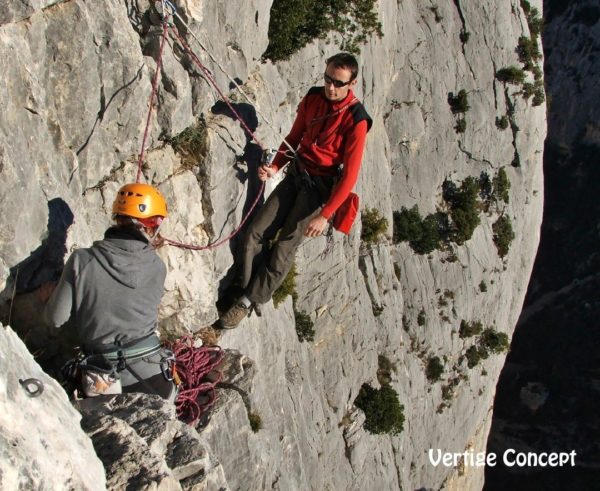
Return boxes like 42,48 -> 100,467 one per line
219,302 -> 250,329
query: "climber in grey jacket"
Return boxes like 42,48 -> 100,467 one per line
41,183 -> 173,399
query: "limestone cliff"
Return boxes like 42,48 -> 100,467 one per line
0,1 -> 545,490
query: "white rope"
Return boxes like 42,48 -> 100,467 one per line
161,0 -> 297,157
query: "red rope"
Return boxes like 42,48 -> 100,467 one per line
136,18 -> 170,183
170,337 -> 224,426
169,24 -> 267,151
162,180 -> 265,251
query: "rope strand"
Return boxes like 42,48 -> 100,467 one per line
137,18 -> 170,183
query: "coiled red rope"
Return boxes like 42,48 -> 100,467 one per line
170,337 -> 224,426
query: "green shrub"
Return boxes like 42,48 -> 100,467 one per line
496,66 -> 526,84
492,168 -> 510,204
361,208 -> 388,244
479,280 -> 488,293
532,81 -> 545,106
517,36 -> 541,71
479,328 -> 509,354
465,345 -> 483,368
455,117 -> 467,133
478,172 -> 493,204
522,82 -> 536,99
495,116 -> 509,130
445,177 -> 481,245
273,263 -> 297,308
392,206 -> 443,254
263,0 -> 383,61
248,411 -> 262,432
459,29 -> 470,43
417,308 -> 426,326
459,320 -> 483,338
354,383 -> 405,435
448,90 -> 470,114
294,309 -> 315,342
171,121 -> 209,170
426,356 -> 444,382
492,215 -> 515,257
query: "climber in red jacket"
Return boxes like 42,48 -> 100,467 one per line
220,52 -> 372,328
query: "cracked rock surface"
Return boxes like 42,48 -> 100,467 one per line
0,0 -> 545,489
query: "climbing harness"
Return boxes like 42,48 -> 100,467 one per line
19,378 -> 44,398
168,336 -> 224,426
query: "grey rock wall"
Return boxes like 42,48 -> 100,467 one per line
0,0 -> 545,490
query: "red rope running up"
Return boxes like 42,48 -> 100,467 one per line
171,337 -> 224,426
169,24 -> 267,151
136,18 -> 170,183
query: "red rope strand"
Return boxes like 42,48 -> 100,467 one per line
170,337 -> 224,426
136,18 -> 170,183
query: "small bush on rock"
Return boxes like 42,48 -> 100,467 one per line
354,383 -> 405,435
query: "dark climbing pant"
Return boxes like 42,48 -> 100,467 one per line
242,161 -> 335,304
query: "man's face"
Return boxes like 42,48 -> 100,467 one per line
323,63 -> 357,102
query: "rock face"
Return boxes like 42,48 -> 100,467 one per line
0,324 -> 106,490
0,1 -> 545,490
486,1 -> 600,489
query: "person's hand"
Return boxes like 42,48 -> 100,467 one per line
304,215 -> 328,237
36,282 -> 57,304
257,165 -> 276,181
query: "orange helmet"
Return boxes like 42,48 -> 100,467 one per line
112,183 -> 168,220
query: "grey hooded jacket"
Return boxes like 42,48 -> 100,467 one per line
44,226 -> 166,350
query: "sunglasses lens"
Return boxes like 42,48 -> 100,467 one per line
324,73 -> 349,88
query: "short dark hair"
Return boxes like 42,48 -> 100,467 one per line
326,52 -> 359,81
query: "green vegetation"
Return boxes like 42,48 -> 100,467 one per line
480,328 -> 510,354
294,310 -> 315,342
492,215 -> 515,257
517,36 -> 542,71
263,0 -> 383,61
426,356 -> 444,382
361,208 -> 388,245
393,169 -> 511,255
465,345 -> 482,368
248,411 -> 262,432
393,206 -> 444,254
495,3 -> 545,105
417,308 -> 426,327
479,280 -> 488,293
273,263 -> 297,308
171,120 -> 209,170
272,263 -> 315,341
495,66 -> 526,84
495,116 -> 509,130
443,177 -> 481,245
354,383 -> 405,435
455,117 -> 467,134
464,327 -> 510,368
459,29 -> 470,43
459,320 -> 483,338
448,90 -> 470,114
492,168 -> 510,204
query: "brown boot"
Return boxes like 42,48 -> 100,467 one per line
219,302 -> 250,329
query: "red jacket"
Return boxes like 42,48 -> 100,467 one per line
271,87 -> 372,219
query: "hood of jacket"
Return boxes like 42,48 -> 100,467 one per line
89,226 -> 161,289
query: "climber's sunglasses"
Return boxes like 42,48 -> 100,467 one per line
323,73 -> 353,88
